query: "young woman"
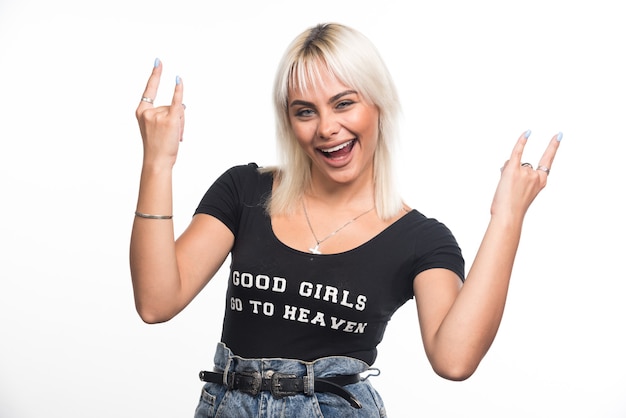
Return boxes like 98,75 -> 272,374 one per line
131,23 -> 561,417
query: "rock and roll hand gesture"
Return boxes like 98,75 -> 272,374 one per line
493,130 -> 562,221
135,59 -> 186,168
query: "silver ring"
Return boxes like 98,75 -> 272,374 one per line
141,96 -> 154,104
536,165 -> 550,175
521,162 -> 533,168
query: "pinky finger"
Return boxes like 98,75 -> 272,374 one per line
172,75 -> 184,107
537,132 -> 563,174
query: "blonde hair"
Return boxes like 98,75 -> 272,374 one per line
265,23 -> 403,220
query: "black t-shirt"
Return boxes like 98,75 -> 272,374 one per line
195,163 -> 465,365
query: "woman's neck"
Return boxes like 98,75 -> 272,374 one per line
305,176 -> 375,210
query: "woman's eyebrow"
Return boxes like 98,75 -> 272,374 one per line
289,90 -> 358,108
328,90 -> 358,103
289,99 -> 313,108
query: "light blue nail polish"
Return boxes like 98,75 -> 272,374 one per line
176,75 -> 181,85
524,129 -> 532,139
154,57 -> 160,68
556,132 -> 563,142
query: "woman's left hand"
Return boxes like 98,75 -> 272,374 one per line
491,131 -> 562,222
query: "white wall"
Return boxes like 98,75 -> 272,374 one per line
1,0 -> 624,416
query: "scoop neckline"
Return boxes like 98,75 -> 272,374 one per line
269,209 -> 417,257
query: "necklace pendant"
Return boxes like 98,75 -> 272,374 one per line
309,244 -> 321,255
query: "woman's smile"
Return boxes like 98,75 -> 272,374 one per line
318,139 -> 356,161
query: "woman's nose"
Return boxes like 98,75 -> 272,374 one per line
317,112 -> 340,139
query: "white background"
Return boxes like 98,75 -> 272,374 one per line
1,0 -> 625,417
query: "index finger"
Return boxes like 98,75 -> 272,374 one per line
508,129 -> 532,166
139,58 -> 163,106
537,132 -> 563,171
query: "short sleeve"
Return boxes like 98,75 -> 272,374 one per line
194,163 -> 260,236
410,219 -> 465,283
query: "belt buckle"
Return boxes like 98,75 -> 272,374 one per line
270,372 -> 298,399
237,371 -> 262,396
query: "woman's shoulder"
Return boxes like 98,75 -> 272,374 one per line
223,162 -> 260,175
218,162 -> 271,183
219,163 -> 274,200
396,208 -> 458,241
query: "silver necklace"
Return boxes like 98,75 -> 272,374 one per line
302,200 -> 374,254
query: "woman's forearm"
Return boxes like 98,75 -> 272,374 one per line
129,163 -> 182,323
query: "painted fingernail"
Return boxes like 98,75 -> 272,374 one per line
154,57 -> 160,68
556,132 -> 563,142
524,129 -> 532,139
176,75 -> 181,85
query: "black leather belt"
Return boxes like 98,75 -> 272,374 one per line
199,370 -> 362,409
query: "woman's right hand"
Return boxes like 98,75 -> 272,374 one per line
135,59 -> 186,168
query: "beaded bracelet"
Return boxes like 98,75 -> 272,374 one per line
135,211 -> 173,220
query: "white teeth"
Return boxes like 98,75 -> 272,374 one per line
320,140 -> 353,153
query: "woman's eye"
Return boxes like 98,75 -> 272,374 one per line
295,108 -> 314,117
336,100 -> 354,109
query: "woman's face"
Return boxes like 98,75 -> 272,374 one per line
287,68 -> 379,188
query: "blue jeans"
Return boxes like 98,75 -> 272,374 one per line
194,343 -> 387,417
